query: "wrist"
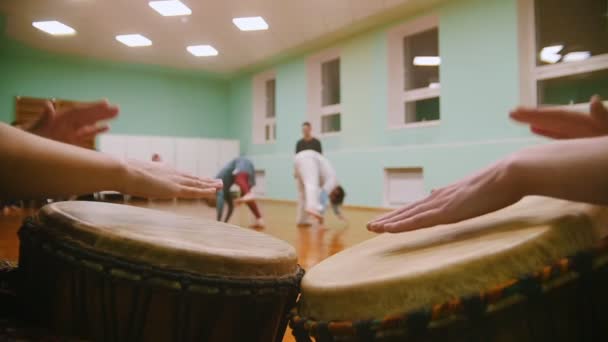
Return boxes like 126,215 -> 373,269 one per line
114,159 -> 134,195
499,153 -> 530,201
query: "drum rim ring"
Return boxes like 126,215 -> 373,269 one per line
18,217 -> 305,295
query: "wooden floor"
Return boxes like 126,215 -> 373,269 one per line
0,199 -> 386,341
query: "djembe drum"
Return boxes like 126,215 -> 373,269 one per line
17,201 -> 303,342
291,197 -> 608,341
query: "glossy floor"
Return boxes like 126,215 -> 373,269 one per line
0,199 -> 387,341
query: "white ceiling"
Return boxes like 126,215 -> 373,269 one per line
0,0 -> 440,75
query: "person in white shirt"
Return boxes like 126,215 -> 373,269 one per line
294,150 -> 346,225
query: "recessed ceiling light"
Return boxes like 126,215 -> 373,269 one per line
115,34 -> 152,47
187,45 -> 218,57
539,45 -> 564,64
413,56 -> 441,66
563,51 -> 591,63
32,21 -> 76,36
232,16 -> 269,31
149,0 -> 191,16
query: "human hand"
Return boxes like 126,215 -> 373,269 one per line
27,100 -> 119,147
367,158 -> 524,233
510,95 -> 608,139
123,159 -> 223,199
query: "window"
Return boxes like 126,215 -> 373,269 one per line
307,49 -> 342,135
520,0 -> 608,108
384,168 -> 427,207
388,16 -> 440,128
253,71 -> 276,144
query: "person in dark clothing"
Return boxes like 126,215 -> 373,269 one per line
215,157 -> 264,228
295,122 -> 322,154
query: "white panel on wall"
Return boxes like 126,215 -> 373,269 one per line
198,139 -> 220,178
254,170 -> 266,196
217,140 -> 240,169
148,137 -> 176,167
126,136 -> 153,161
384,168 -> 427,207
175,138 -> 200,176
98,134 -> 240,179
98,135 -> 126,160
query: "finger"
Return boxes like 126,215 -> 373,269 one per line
590,95 -> 608,123
367,202 -> 421,228
380,208 -> 444,233
511,108 -> 599,138
199,177 -> 223,186
177,186 -> 217,199
37,101 -> 55,126
530,126 -> 570,139
180,173 -> 201,181
510,107 -> 585,125
368,199 -> 435,231
76,124 -> 110,140
369,191 -> 438,224
370,196 -> 449,232
510,107 -> 589,125
176,177 -> 221,189
181,176 -> 222,188
67,101 -> 120,126
368,185 -> 449,226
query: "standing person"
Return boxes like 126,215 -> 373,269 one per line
295,122 -> 323,154
215,157 -> 265,228
294,150 -> 346,226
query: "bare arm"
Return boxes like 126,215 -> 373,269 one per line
0,123 -> 221,199
368,136 -> 608,233
518,136 -> 608,204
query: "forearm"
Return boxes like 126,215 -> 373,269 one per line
0,123 -> 127,199
512,136 -> 608,204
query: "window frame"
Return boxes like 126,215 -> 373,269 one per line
518,0 -> 608,109
252,70 -> 277,144
387,15 -> 441,130
307,48 -> 342,136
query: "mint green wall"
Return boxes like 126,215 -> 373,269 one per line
229,0 -> 540,207
0,23 -> 229,138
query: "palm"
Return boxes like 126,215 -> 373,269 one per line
30,100 -> 119,146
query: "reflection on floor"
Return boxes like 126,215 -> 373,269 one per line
0,199 -> 387,341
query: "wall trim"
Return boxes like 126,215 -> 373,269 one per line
247,136 -> 542,159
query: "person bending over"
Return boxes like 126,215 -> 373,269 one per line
215,157 -> 264,228
368,96 -> 608,233
294,150 -> 346,226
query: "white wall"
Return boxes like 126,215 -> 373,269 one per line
99,134 -> 240,179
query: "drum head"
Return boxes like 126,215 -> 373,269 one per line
299,197 -> 608,321
37,201 -> 298,278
